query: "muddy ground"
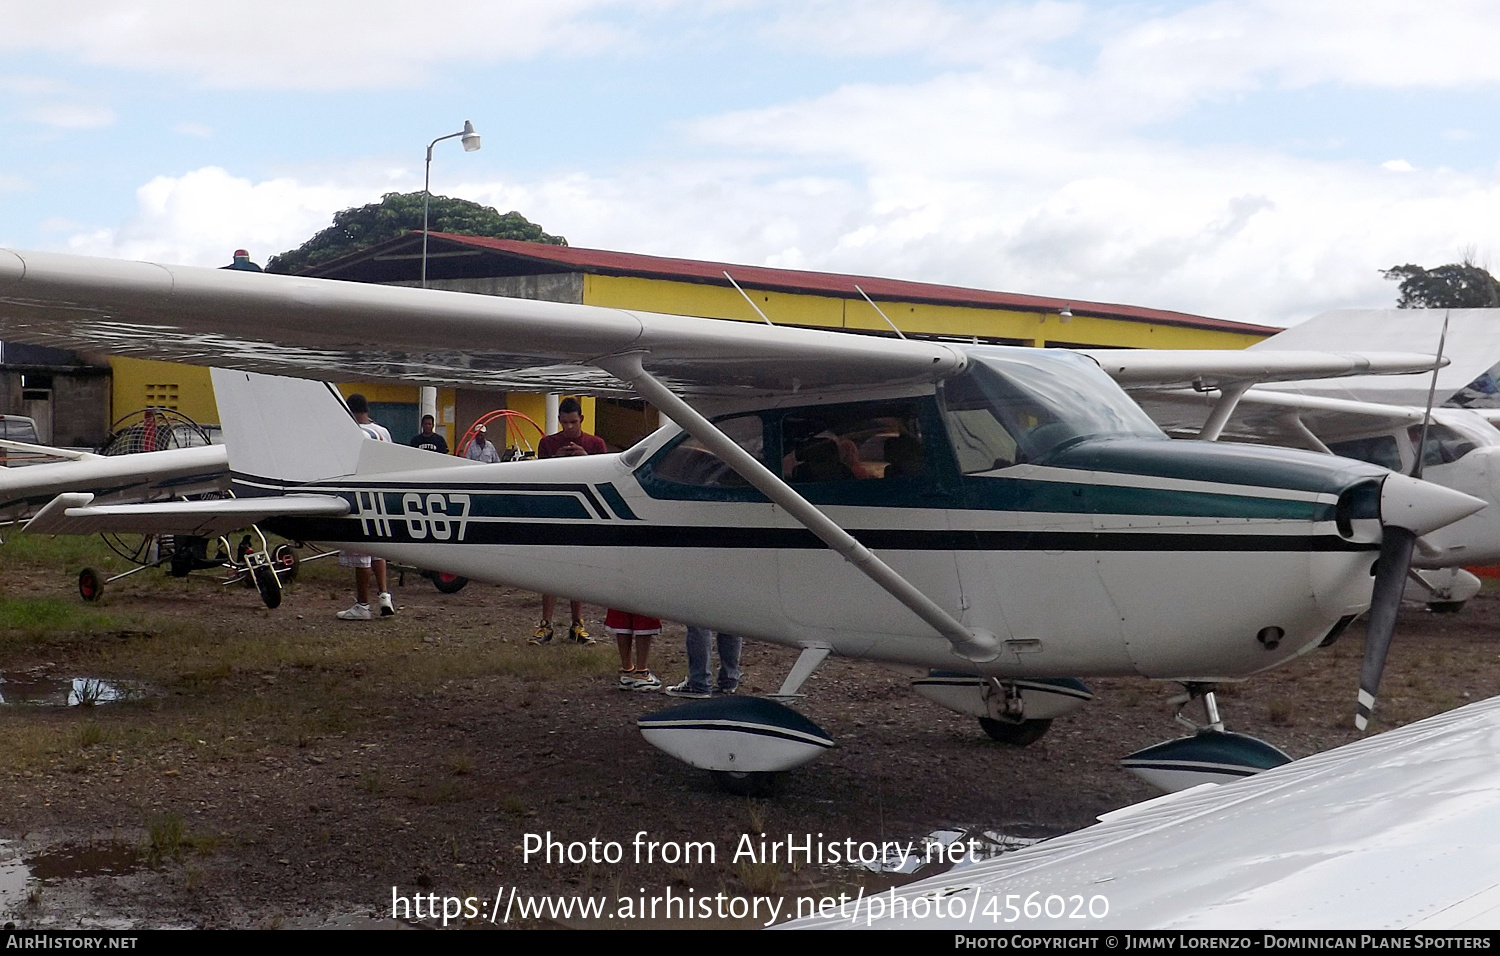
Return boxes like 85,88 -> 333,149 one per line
0,542 -> 1496,929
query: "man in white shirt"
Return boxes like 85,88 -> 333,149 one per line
465,424 -> 502,463
337,394 -> 395,620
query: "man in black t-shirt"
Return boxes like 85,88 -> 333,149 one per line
409,415 -> 450,454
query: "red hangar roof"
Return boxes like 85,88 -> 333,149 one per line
307,232 -> 1279,337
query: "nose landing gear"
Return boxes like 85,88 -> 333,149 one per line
1121,682 -> 1292,793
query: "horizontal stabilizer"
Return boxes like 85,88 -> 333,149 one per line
23,492 -> 349,537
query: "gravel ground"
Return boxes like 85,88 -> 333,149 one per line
0,559 -> 1496,929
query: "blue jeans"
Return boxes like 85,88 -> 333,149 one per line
685,627 -> 741,693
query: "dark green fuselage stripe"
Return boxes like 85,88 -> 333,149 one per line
264,516 -> 1374,554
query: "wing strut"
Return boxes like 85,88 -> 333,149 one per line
595,351 -> 1000,664
1197,382 -> 1251,441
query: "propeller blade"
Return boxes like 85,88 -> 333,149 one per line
1357,315 -> 1455,732
1357,525 -> 1416,731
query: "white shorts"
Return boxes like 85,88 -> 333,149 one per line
338,551 -> 372,569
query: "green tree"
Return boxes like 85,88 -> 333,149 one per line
266,191 -> 566,275
1382,258 -> 1500,308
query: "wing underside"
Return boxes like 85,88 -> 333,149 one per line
0,250 -> 965,397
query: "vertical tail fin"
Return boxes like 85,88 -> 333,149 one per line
211,368 -> 364,487
210,369 -> 459,488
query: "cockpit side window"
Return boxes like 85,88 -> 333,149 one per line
1408,424 -> 1478,467
648,414 -> 765,487
780,401 -> 927,484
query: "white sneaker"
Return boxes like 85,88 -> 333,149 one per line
377,592 -> 395,616
337,602 -> 372,620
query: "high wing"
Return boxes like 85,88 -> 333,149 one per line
0,250 -> 964,396
1244,307 -> 1500,407
0,249 -> 1440,397
1078,348 -> 1443,391
788,693 -> 1500,930
1140,387 -> 1432,445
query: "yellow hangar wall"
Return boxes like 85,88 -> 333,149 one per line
108,356 -> 594,452
579,275 -> 1266,351
108,275 -> 1265,451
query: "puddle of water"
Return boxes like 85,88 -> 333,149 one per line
27,842 -> 143,882
0,841 -> 29,916
0,675 -> 128,707
0,839 -> 148,921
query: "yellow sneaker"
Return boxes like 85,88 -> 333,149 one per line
568,621 -> 595,645
529,622 -> 554,645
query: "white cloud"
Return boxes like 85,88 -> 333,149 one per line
0,74 -> 70,94
64,166 -> 386,265
22,102 -> 115,128
0,0 -> 646,90
760,0 -> 1085,62
41,1 -> 1500,327
172,122 -> 212,138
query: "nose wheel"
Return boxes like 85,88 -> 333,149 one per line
977,717 -> 1052,746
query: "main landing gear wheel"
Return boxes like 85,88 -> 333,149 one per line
431,572 -> 468,594
978,717 -> 1052,746
253,564 -> 281,610
78,568 -> 104,603
711,770 -> 781,797
1428,601 -> 1466,613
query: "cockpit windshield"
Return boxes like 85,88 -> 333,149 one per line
940,348 -> 1165,472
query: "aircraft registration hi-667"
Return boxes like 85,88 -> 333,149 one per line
0,249 -> 1484,794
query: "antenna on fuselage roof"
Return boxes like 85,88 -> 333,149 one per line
723,271 -> 775,327
854,284 -> 906,340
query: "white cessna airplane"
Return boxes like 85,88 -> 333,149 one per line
0,250 -> 1484,792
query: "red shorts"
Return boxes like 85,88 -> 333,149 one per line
604,609 -> 662,635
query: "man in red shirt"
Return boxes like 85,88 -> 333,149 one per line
532,397 -> 608,645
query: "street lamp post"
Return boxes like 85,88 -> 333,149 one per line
421,120 -> 482,289
420,120 -> 481,439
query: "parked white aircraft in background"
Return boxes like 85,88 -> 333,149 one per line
788,689 -> 1500,930
0,250 -> 1483,793
1137,308 -> 1500,611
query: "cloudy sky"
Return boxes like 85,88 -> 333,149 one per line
4,0 -> 1500,327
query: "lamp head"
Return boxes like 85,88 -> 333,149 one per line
461,120 -> 481,152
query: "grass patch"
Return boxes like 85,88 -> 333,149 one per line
1,533 -> 125,573
143,814 -> 219,867
0,597 -> 128,643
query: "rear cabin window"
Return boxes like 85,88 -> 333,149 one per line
648,414 -> 764,487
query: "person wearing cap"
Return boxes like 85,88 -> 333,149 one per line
222,249 -> 263,272
465,424 -> 501,463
